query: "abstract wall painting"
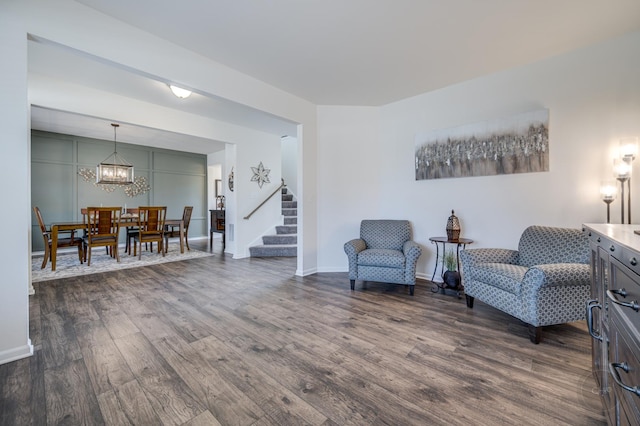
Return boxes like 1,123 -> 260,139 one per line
415,109 -> 549,180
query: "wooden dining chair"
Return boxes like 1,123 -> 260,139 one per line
83,207 -> 122,266
123,207 -> 141,254
82,207 -> 112,255
164,206 -> 193,253
134,206 -> 167,259
33,206 -> 83,269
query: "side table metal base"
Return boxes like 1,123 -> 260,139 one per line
428,236 -> 473,299
431,282 -> 463,299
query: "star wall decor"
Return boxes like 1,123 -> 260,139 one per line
250,161 -> 271,188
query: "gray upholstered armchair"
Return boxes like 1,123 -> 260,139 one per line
344,220 -> 422,295
460,225 -> 590,344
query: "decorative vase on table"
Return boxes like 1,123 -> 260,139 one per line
446,209 -> 461,241
443,270 -> 461,289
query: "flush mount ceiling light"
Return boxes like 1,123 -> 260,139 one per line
96,123 -> 134,185
169,84 -> 192,99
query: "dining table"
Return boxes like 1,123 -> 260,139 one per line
50,212 -> 140,271
50,214 -> 185,270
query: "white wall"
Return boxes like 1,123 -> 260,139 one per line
207,150 -> 225,210
317,106 -> 382,270
233,134 -> 283,258
0,3 -> 33,364
224,144 -> 237,254
281,136 -> 298,197
317,31 -> 640,281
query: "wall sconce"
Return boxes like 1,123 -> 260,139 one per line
614,158 -> 632,224
600,180 -> 617,224
620,137 -> 639,162
618,137 -> 638,224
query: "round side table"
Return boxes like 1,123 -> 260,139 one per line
429,236 -> 473,296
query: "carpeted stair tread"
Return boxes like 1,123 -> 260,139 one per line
249,244 -> 297,257
263,234 -> 297,245
276,225 -> 297,234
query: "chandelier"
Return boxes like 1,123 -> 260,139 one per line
96,123 -> 134,184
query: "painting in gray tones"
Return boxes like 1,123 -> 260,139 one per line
415,109 -> 549,180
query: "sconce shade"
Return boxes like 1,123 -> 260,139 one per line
614,158 -> 632,179
600,180 -> 617,201
620,137 -> 639,161
97,123 -> 134,184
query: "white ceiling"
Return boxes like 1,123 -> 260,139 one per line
28,0 -> 640,152
75,0 -> 640,106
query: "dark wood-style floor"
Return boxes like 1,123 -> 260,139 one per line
1,239 -> 605,425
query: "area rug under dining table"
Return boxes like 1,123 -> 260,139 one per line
32,244 -> 213,283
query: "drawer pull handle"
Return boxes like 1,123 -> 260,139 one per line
610,245 -> 615,252
631,257 -> 638,266
606,289 -> 640,312
609,362 -> 640,397
586,299 -> 602,342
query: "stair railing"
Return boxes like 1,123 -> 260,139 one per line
243,178 -> 286,220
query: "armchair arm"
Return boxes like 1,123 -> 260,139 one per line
344,239 -> 367,279
521,263 -> 591,326
402,240 -> 421,257
403,241 -> 422,284
523,263 -> 591,290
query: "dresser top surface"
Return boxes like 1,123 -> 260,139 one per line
584,223 -> 640,253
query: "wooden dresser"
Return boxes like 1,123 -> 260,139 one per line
209,209 -> 225,250
584,224 -> 640,424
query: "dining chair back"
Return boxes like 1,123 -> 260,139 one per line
134,206 -> 167,259
124,207 -> 141,254
33,206 -> 83,269
165,206 -> 193,252
83,206 -> 122,266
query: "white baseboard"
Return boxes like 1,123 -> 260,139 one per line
296,266 -> 318,276
0,339 -> 33,365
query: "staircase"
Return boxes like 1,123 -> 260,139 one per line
249,188 -> 297,257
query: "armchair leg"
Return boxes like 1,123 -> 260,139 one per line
465,295 -> 474,308
528,325 -> 542,344
409,285 -> 414,296
350,280 -> 355,291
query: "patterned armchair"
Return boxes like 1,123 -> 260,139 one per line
460,225 -> 590,344
344,220 -> 422,295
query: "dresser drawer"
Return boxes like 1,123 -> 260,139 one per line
610,308 -> 640,425
613,244 -> 640,277
609,257 -> 640,333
